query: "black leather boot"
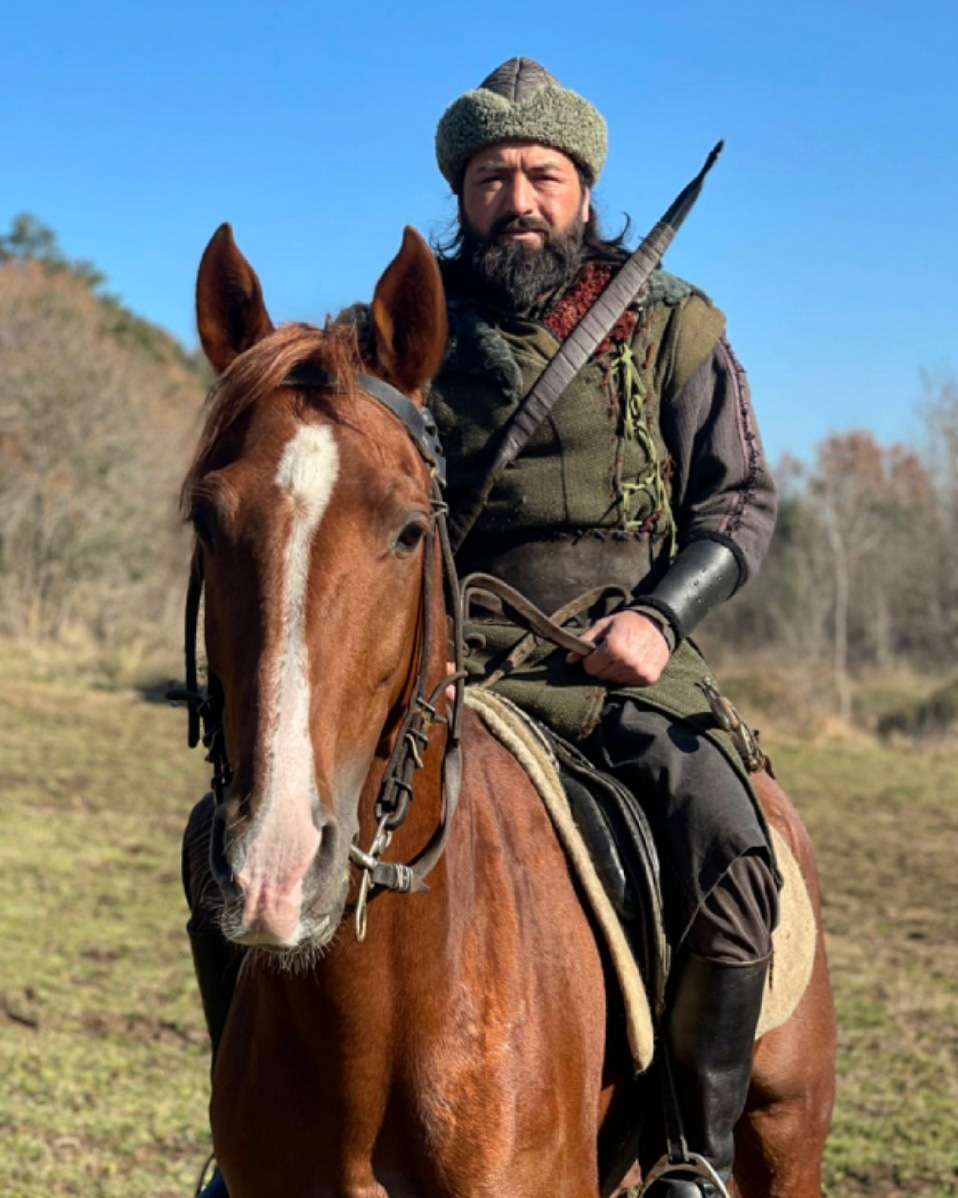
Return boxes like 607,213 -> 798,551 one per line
187,924 -> 243,1197
183,794 -> 246,1066
187,923 -> 243,1068
184,797 -> 242,1196
644,954 -> 769,1196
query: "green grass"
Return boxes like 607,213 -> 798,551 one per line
769,734 -> 958,1196
0,655 -> 210,1197
1,649 -> 956,1195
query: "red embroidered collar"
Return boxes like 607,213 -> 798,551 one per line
543,261 -> 640,355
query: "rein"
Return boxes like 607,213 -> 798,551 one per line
172,366 -> 466,943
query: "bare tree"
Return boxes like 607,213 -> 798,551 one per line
0,257 -> 202,645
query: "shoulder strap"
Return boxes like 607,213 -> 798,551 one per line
447,140 -> 724,554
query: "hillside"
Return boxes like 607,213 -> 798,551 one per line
0,217 -> 207,650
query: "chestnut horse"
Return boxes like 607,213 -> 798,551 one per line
184,222 -> 835,1197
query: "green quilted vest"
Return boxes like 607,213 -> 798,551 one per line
428,269 -> 726,571
426,269 -> 766,810
427,269 -> 757,781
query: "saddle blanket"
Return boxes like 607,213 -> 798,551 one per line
464,688 -> 817,1073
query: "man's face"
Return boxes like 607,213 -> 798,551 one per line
456,142 -> 591,312
461,141 -> 590,244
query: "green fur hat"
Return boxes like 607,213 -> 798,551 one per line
436,57 -> 608,191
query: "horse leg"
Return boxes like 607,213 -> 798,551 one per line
733,934 -> 836,1197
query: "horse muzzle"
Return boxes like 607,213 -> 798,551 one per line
211,794 -> 349,949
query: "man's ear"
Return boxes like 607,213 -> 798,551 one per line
370,227 -> 448,398
579,186 -> 592,225
196,224 -> 274,375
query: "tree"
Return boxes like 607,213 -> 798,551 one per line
0,236 -> 204,644
0,213 -> 105,289
707,428 -> 942,714
922,374 -> 958,654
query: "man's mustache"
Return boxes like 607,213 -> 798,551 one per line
490,215 -> 551,238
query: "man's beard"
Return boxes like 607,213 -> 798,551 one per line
458,214 -> 586,315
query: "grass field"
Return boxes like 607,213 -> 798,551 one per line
1,648 -> 956,1196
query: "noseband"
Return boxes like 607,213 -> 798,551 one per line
173,367 -> 466,942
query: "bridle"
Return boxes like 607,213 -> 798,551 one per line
173,366 -> 466,942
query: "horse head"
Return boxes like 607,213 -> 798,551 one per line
185,224 -> 448,953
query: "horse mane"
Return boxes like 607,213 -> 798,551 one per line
181,319 -> 364,515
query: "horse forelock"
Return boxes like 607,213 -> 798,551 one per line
181,320 -> 364,515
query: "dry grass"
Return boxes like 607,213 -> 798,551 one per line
1,646 -> 955,1195
769,733 -> 958,1195
0,646 -> 209,1197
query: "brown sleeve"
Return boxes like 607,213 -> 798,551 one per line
661,336 -> 778,587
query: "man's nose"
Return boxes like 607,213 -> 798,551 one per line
502,172 -> 535,216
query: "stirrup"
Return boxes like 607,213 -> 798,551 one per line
194,1153 -> 228,1197
639,1152 -> 731,1197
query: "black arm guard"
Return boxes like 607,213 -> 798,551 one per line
630,538 -> 741,644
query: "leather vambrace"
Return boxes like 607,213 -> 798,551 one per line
629,538 -> 741,646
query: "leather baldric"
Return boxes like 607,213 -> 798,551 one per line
448,140 -> 725,554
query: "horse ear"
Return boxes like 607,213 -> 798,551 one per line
370,227 -> 448,398
196,224 -> 274,374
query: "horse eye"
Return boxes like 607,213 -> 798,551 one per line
191,500 -> 217,548
394,516 -> 428,556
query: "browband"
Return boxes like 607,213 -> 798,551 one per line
283,366 -> 446,486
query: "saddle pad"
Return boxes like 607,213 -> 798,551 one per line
465,689 -> 817,1070
755,823 -> 817,1040
465,688 -> 654,1070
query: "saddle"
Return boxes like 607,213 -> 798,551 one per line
464,689 -> 818,1072
549,731 -> 670,1020
464,687 -> 660,1069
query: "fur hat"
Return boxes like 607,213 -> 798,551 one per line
436,57 -> 608,191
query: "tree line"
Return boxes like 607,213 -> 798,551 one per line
1,215 -> 953,713
0,216 -> 205,646
708,396 -> 958,715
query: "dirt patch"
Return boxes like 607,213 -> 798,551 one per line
80,1010 -> 204,1047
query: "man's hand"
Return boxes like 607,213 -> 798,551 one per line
565,610 -> 671,687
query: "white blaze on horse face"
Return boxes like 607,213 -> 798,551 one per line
238,423 -> 340,943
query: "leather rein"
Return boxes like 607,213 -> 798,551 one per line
172,367 -> 466,942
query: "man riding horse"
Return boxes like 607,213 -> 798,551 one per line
184,57 -> 781,1197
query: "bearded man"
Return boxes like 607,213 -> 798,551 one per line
425,58 -> 781,1198
185,57 -> 780,1198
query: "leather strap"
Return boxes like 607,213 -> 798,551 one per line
285,366 -> 446,484
460,572 -> 599,658
460,573 -> 628,689
448,141 -> 725,553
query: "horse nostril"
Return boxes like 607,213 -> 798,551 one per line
210,802 -> 240,899
310,801 -> 334,835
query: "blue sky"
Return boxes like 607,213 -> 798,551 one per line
4,0 -> 955,461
